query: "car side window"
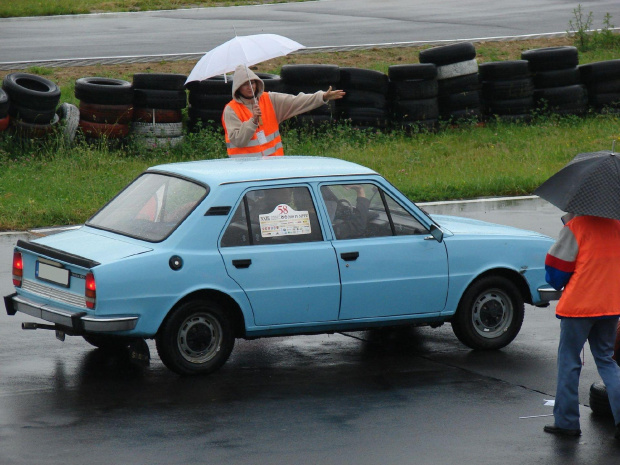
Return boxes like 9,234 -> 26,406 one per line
383,194 -> 429,236
321,183 -> 428,239
221,187 -> 322,247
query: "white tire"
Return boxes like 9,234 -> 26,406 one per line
437,59 -> 479,80
131,122 -> 183,137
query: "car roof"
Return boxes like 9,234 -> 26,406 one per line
148,156 -> 377,186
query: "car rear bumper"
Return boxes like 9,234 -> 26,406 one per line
538,286 -> 562,302
5,293 -> 138,333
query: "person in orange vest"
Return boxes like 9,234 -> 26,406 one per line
543,213 -> 620,440
222,65 -> 345,157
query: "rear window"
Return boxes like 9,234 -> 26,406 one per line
87,173 -> 207,242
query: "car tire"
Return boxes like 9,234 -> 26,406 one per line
578,59 -> 620,84
338,67 -> 389,94
11,113 -> 59,138
436,59 -> 479,81
134,89 -> 187,110
75,77 -> 134,105
131,121 -> 183,137
451,276 -> 525,350
79,102 -> 134,125
388,63 -> 437,81
390,79 -> 438,100
521,46 -> 579,72
133,107 -> 183,123
481,79 -> 535,100
8,102 -> 57,124
419,42 -> 476,66
589,381 -> 613,418
2,72 -> 61,110
437,73 -> 481,94
156,299 -> 235,376
393,98 -> 439,120
280,64 -> 340,85
133,73 -> 187,91
479,60 -> 531,81
78,119 -> 130,139
338,90 -> 388,109
56,102 -> 80,144
532,68 -> 580,89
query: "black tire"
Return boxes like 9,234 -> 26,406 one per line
484,97 -> 535,116
338,67 -> 389,94
393,98 -> 439,120
438,90 -> 481,111
588,92 -> 620,109
478,60 -> 530,81
0,88 -> 8,118
419,42 -> 476,66
56,102 -> 80,144
437,73 -> 481,95
133,89 -> 187,110
532,68 -> 580,89
188,106 -> 225,124
75,77 -> 133,105
451,276 -> 525,350
186,75 -> 233,94
9,102 -> 57,124
11,113 -> 59,138
188,92 -> 231,109
133,73 -> 187,91
589,381 -> 613,418
390,79 -> 438,100
280,64 -> 340,85
588,79 -> 620,94
521,46 -> 579,72
156,299 -> 235,376
579,59 -> 620,84
338,90 -> 388,109
534,84 -> 588,106
388,64 -> 437,81
2,73 -> 60,110
481,78 -> 534,100
339,107 -> 388,127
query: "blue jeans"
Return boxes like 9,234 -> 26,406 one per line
554,317 -> 620,429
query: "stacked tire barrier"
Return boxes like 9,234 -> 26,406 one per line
75,77 -> 133,141
2,73 -> 61,138
419,42 -> 481,122
0,88 -> 8,133
336,67 -> 390,129
522,46 -> 588,116
131,73 -> 187,148
388,64 -> 439,131
479,60 -> 534,122
579,59 -> 620,113
186,72 -> 281,131
280,64 -> 339,126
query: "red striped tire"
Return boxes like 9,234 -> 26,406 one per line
79,102 -> 134,124
133,107 -> 183,123
78,119 -> 130,139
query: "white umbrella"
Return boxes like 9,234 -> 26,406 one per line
185,33 -> 305,85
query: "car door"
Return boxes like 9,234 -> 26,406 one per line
320,183 -> 449,320
219,185 -> 341,326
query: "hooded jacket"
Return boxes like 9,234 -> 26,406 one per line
222,65 -> 326,156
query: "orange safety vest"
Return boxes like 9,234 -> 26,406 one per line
556,215 -> 620,318
223,92 -> 284,157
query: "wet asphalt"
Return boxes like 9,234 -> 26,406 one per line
1,197 -> 619,465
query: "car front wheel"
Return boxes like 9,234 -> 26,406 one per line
156,299 -> 235,375
451,276 -> 524,350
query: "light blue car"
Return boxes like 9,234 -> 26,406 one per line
5,156 -> 559,375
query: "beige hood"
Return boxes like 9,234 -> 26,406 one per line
232,65 -> 265,102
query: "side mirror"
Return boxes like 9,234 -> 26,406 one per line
429,224 -> 443,243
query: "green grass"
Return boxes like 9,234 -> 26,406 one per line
0,0 -> 301,18
1,113 -> 618,231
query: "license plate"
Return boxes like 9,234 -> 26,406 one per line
36,260 -> 70,287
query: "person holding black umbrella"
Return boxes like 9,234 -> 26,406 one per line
536,150 -> 620,440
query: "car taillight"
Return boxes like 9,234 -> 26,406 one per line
85,272 -> 96,309
12,252 -> 23,287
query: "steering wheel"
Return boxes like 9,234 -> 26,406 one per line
335,198 -> 354,220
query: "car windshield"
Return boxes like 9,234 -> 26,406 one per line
87,173 -> 208,242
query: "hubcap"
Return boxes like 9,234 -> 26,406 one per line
177,313 -> 222,364
471,289 -> 513,339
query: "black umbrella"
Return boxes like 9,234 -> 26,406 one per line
534,151 -> 620,220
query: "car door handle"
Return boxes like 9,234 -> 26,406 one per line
232,259 -> 252,269
340,252 -> 359,261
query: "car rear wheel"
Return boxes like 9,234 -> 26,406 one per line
156,299 -> 235,375
452,276 -> 524,350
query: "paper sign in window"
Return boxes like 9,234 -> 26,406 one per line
259,204 -> 311,237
